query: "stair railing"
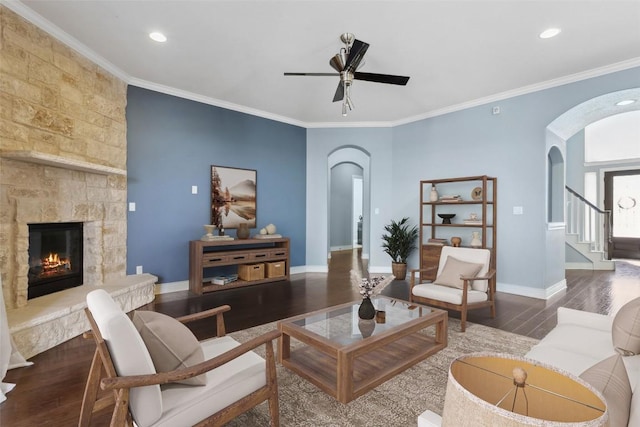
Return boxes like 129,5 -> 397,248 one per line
565,186 -> 612,259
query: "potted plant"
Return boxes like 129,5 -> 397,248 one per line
381,217 -> 419,280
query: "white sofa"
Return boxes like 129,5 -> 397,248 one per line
418,306 -> 640,426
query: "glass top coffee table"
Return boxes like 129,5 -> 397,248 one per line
277,296 -> 447,403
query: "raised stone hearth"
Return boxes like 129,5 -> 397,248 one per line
7,274 -> 156,359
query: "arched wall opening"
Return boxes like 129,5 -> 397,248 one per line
328,147 -> 371,263
543,87 -> 640,290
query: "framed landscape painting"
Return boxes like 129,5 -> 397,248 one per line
210,166 -> 257,229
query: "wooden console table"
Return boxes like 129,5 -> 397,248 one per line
188,237 -> 290,294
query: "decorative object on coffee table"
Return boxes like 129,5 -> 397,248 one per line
350,269 -> 394,319
381,217 -> 419,279
358,297 -> 376,320
438,213 -> 456,224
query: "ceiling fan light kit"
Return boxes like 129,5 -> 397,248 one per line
284,33 -> 410,116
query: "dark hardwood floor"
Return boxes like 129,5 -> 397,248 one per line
2,249 -> 640,426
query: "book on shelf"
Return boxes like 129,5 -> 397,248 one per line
439,195 -> 462,202
426,238 -> 449,246
463,220 -> 483,225
211,274 -> 238,285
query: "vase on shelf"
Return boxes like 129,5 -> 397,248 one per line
429,185 -> 439,202
358,297 -> 376,320
237,223 -> 250,239
470,231 -> 482,248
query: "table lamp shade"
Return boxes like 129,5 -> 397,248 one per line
441,353 -> 609,427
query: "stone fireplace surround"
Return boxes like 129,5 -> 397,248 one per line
1,152 -> 156,359
0,5 -> 156,359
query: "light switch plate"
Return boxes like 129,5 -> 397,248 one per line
191,185 -> 198,194
129,202 -> 136,212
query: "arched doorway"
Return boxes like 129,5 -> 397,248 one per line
327,147 -> 371,273
545,87 -> 640,275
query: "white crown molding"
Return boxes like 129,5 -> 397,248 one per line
392,57 -> 640,127
127,78 -> 307,128
6,0 -> 640,130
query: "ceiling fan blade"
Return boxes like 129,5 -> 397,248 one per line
284,72 -> 339,76
332,82 -> 344,102
344,39 -> 369,72
354,72 -> 410,85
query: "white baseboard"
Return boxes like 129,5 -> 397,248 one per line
305,265 -> 329,273
368,265 -> 392,274
156,269 -> 568,301
497,279 -> 567,300
155,280 -> 189,294
330,245 -> 354,252
290,266 -> 306,275
565,262 -> 595,270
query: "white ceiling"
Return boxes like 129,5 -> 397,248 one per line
8,0 -> 640,127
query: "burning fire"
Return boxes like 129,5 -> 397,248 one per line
40,252 -> 71,276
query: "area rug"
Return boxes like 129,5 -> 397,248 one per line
225,318 -> 539,427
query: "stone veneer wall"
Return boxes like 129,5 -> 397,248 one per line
0,6 -> 128,309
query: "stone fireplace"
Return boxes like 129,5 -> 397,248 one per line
0,6 -> 156,359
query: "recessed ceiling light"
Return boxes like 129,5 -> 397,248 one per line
616,99 -> 636,106
149,32 -> 167,43
539,28 -> 561,39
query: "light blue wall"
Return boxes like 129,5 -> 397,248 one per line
393,67 -> 640,295
126,87 -> 306,283
566,130 -> 585,192
307,129 -> 393,270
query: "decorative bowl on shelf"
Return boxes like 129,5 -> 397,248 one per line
437,213 -> 456,224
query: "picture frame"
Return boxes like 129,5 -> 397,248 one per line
210,166 -> 257,229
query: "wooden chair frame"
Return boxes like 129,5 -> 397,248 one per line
79,305 -> 280,427
409,266 -> 496,332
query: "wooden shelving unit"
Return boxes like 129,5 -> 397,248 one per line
188,237 -> 290,294
419,175 -> 497,282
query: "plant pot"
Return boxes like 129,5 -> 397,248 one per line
391,262 -> 407,280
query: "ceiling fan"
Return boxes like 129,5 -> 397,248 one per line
284,33 -> 410,116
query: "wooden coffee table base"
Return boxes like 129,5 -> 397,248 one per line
278,300 -> 447,403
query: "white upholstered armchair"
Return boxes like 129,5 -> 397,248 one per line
80,289 -> 280,426
410,246 -> 496,332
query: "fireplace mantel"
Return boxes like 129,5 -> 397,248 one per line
1,151 -> 127,176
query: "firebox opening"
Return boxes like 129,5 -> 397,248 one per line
28,222 -> 83,299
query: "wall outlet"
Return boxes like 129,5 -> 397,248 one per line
136,265 -> 143,274
191,185 -> 198,194
128,202 -> 136,212
492,106 -> 501,115
513,206 -> 524,215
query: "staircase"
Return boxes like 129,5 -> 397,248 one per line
565,186 -> 615,270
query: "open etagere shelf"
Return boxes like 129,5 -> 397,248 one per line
419,175 -> 497,282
